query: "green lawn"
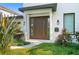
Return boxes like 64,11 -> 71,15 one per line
27,43 -> 79,55
0,43 -> 79,55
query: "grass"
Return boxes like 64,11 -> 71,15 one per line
26,43 -> 79,55
0,43 -> 79,55
7,48 -> 30,55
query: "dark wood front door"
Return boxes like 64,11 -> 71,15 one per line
30,16 -> 49,40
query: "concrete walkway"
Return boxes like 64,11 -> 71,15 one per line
11,42 -> 42,49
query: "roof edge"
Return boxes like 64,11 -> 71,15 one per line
19,3 -> 57,12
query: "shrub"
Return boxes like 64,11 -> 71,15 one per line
0,15 -> 22,54
76,32 -> 79,42
56,29 -> 71,46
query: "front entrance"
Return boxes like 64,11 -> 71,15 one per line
29,16 -> 49,40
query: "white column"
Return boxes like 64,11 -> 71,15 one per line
49,10 -> 53,41
23,14 -> 29,41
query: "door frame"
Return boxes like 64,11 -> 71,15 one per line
29,16 -> 50,40
63,13 -> 75,34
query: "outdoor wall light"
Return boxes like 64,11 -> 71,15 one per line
57,20 -> 59,25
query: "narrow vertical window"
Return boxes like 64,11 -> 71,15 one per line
64,13 -> 75,34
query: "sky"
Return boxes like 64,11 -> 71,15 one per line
0,3 -> 23,14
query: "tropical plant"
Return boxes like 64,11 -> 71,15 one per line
56,29 -> 71,46
0,14 -> 20,54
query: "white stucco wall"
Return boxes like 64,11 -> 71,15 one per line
52,3 -> 79,40
49,3 -> 79,42
23,3 -> 79,43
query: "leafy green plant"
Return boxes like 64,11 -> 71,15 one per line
56,29 -> 71,46
0,15 -> 20,54
76,32 -> 79,42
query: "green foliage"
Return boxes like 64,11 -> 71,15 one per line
56,29 -> 71,46
76,32 -> 79,42
12,39 -> 30,46
0,15 -> 20,54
